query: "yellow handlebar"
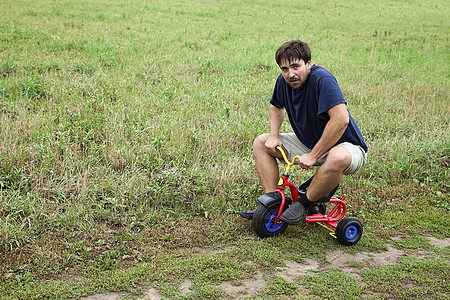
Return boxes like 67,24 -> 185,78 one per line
276,146 -> 301,173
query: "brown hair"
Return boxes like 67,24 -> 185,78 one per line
275,40 -> 311,66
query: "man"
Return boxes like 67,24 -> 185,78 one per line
239,40 -> 367,225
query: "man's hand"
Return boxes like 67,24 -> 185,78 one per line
298,152 -> 318,170
264,136 -> 282,154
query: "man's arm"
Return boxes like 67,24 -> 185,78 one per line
298,103 -> 349,169
265,105 -> 285,153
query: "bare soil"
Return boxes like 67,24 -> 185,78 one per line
81,236 -> 449,300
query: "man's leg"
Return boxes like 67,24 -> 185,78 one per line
305,146 -> 351,201
253,133 -> 283,193
237,134 -> 283,220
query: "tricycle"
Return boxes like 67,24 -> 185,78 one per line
252,146 -> 363,246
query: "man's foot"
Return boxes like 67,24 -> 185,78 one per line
279,201 -> 307,225
238,209 -> 255,220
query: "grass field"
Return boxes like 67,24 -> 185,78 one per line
0,0 -> 449,299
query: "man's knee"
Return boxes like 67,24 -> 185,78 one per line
323,146 -> 352,172
253,134 -> 269,153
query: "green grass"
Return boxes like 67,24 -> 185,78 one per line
362,256 -> 449,299
0,0 -> 449,299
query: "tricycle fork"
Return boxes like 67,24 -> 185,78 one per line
273,174 -> 299,224
273,189 -> 286,224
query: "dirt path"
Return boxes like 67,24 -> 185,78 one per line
81,236 -> 449,300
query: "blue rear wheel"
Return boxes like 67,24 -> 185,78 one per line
335,217 -> 363,246
345,225 -> 358,240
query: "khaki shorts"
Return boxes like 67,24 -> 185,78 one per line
279,133 -> 367,175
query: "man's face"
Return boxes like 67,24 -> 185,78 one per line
279,58 -> 312,89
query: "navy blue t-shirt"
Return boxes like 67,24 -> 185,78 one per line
270,65 -> 368,152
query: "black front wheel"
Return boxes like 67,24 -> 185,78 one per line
335,217 -> 363,246
252,204 -> 288,238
